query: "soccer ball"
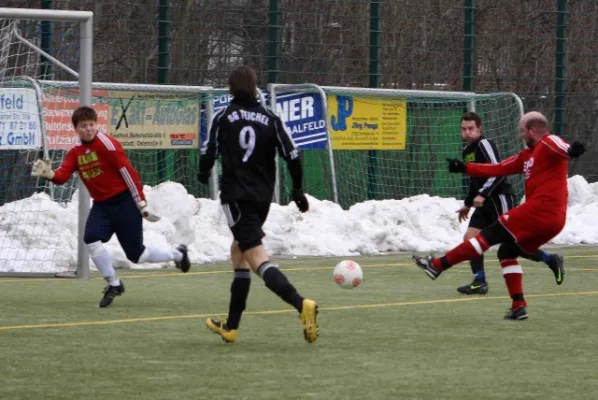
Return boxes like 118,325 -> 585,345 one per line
333,260 -> 363,289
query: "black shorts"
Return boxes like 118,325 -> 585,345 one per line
469,193 -> 515,230
222,200 -> 271,252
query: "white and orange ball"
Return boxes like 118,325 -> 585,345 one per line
333,260 -> 363,289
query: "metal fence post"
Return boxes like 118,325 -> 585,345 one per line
463,0 -> 475,92
554,0 -> 567,137
157,0 -> 170,181
367,0 -> 381,201
40,0 -> 52,79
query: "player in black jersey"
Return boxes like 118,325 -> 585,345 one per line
455,112 -> 562,295
197,65 -> 318,344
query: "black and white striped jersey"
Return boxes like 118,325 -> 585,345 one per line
199,96 -> 302,204
462,136 -> 513,206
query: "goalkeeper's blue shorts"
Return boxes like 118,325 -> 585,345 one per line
83,190 -> 144,262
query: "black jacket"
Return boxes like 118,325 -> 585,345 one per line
462,136 -> 512,206
199,95 -> 303,203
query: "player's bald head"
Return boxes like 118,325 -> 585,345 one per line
520,111 -> 549,132
519,111 -> 550,148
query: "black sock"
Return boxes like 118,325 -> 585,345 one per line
519,250 -> 539,262
470,255 -> 485,282
520,249 -> 551,263
439,256 -> 452,270
512,293 -> 525,302
225,269 -> 251,330
258,261 -> 304,312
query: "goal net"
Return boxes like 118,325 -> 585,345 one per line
0,13 -> 214,276
274,87 -> 524,209
0,15 -> 87,276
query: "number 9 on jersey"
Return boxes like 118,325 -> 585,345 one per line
239,126 -> 256,162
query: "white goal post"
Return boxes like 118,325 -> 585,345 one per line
0,7 -> 92,278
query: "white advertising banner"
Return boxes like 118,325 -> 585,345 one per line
0,88 -> 43,149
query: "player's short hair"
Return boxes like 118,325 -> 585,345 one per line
461,111 -> 482,128
228,65 -> 258,99
525,118 -> 548,132
72,106 -> 97,127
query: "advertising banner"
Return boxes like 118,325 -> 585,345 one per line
201,91 -> 327,150
43,88 -> 109,150
327,95 -> 407,150
274,92 -> 327,150
108,91 -> 200,149
0,88 -> 43,149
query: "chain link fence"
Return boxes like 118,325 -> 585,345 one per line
5,0 -> 598,182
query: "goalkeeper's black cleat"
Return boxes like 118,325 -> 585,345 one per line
413,255 -> 442,280
98,281 -> 125,308
175,244 -> 191,273
504,306 -> 528,321
546,254 -> 565,285
457,280 -> 488,295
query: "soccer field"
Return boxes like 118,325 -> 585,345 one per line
2,247 -> 598,400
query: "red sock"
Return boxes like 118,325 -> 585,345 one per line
500,259 -> 526,309
433,235 -> 489,269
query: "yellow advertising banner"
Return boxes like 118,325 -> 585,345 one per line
107,91 -> 200,149
327,95 -> 407,150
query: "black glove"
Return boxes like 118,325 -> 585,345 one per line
446,158 -> 466,173
197,171 -> 210,184
568,141 -> 585,158
291,188 -> 309,213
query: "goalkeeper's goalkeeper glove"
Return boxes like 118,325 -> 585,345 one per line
137,200 -> 161,222
446,158 -> 466,173
291,188 -> 309,213
568,141 -> 585,158
31,158 -> 55,179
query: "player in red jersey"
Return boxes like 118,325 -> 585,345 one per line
413,111 -> 586,320
31,106 -> 191,308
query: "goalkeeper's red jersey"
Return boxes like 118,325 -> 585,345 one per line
51,132 -> 145,203
465,135 -> 571,215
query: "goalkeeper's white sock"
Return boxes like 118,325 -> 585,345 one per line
138,246 -> 183,263
88,241 -> 120,286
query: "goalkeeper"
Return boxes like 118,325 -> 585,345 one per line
32,106 -> 190,308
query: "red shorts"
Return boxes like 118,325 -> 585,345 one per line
498,202 -> 566,254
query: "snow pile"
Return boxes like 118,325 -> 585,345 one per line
1,176 -> 598,272
551,175 -> 598,245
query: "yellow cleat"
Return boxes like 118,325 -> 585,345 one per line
300,299 -> 319,343
206,318 -> 237,343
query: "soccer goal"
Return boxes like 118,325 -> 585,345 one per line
269,84 -> 525,209
0,8 -> 92,278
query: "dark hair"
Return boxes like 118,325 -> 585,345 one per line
72,106 -> 97,127
461,111 -> 482,128
228,65 -> 258,98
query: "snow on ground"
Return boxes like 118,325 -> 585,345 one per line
1,176 -> 597,272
